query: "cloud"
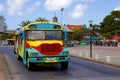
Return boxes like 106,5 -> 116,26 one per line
26,1 -> 40,14
44,0 -> 73,11
0,4 -> 4,12
69,4 -> 87,19
7,0 -> 40,16
114,6 -> 120,11
7,0 -> 26,16
75,0 -> 94,2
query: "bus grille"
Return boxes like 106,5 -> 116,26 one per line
41,44 -> 62,55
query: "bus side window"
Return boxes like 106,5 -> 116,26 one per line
17,35 -> 21,50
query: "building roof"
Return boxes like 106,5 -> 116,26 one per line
113,36 -> 120,40
67,24 -> 82,30
105,36 -> 120,41
5,29 -> 16,33
63,24 -> 73,32
64,25 -> 73,32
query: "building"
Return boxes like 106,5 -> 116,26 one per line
66,24 -> 83,30
63,24 -> 83,41
53,16 -> 58,23
0,16 -> 7,34
105,36 -> 120,41
0,29 -> 16,46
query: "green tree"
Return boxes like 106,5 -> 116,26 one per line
0,33 -> 15,40
92,24 -> 100,34
19,17 -> 49,27
19,20 -> 32,27
69,27 -> 89,41
35,17 -> 48,22
99,10 -> 120,38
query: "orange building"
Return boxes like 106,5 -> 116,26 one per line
105,35 -> 120,41
66,24 -> 82,30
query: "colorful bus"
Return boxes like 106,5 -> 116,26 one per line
14,22 -> 69,70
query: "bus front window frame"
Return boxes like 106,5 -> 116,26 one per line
25,30 -> 63,40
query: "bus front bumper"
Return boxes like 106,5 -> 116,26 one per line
28,56 -> 70,64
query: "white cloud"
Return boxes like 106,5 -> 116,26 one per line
18,11 -> 23,16
0,4 -> 4,12
7,0 -> 26,16
44,0 -> 73,11
26,1 -> 40,14
7,0 -> 40,16
69,4 -> 87,19
114,7 -> 120,11
75,0 -> 94,2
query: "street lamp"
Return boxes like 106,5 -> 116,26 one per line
61,8 -> 64,25
89,20 -> 93,58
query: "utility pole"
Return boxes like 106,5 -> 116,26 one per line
61,8 -> 64,25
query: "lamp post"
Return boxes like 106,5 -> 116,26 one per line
89,20 -> 93,58
61,8 -> 64,25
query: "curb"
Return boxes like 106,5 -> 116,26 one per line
71,55 -> 120,69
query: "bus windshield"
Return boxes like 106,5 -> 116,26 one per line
26,30 -> 62,40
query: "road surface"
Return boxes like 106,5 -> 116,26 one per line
0,47 -> 120,80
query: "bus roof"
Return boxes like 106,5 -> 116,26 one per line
25,22 -> 63,30
16,22 -> 64,35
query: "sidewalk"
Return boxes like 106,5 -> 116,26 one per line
68,46 -> 120,68
0,53 -> 11,80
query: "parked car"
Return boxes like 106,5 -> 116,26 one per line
103,41 -> 117,46
80,41 -> 87,46
64,41 -> 74,47
73,40 -> 80,45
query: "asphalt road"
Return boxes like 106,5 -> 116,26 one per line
0,47 -> 120,80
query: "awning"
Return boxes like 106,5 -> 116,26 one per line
106,36 -> 120,41
113,36 -> 120,40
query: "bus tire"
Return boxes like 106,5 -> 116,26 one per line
27,62 -> 33,71
61,62 -> 68,70
27,58 -> 33,71
14,50 -> 16,54
17,54 -> 21,61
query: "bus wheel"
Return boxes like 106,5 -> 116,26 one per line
27,58 -> 33,71
61,62 -> 68,70
17,54 -> 21,61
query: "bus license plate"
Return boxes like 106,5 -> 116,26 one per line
48,58 -> 54,61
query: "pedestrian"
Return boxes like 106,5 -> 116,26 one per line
99,41 -> 102,46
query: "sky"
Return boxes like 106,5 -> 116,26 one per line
0,0 -> 120,30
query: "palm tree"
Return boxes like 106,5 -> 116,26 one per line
19,20 -> 32,27
35,17 -> 48,22
19,17 -> 49,27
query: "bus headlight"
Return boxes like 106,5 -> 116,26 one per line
63,44 -> 67,48
30,52 -> 38,57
